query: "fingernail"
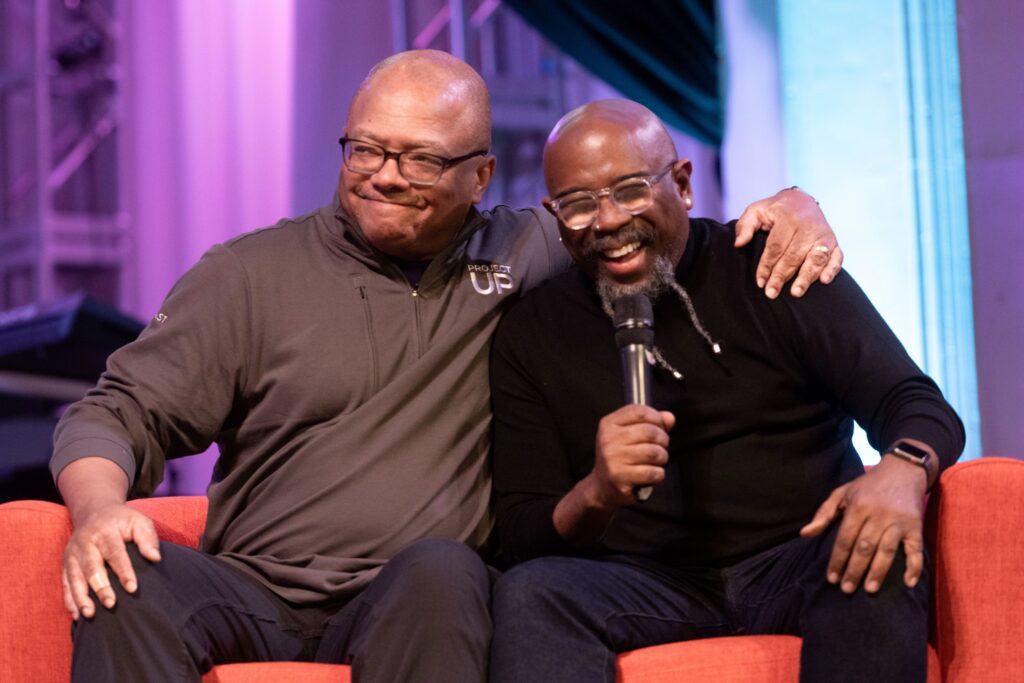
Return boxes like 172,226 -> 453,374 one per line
828,572 -> 839,584
766,286 -> 778,299
757,277 -> 765,288
791,285 -> 804,296
866,580 -> 879,592
102,597 -> 115,609
906,576 -> 918,587
822,274 -> 832,284
125,580 -> 137,593
842,581 -> 855,593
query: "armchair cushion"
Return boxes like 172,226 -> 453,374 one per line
617,635 -> 940,682
927,456 -> 1024,680
2,458 -> 1021,682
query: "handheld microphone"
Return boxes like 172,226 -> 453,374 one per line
613,294 -> 655,501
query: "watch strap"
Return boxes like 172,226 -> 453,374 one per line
887,441 -> 936,490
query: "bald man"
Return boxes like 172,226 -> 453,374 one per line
51,53 -> 838,682
488,100 -> 963,682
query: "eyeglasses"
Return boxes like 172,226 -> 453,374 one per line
549,164 -> 675,230
339,137 -> 488,187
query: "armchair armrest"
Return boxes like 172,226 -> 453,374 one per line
0,496 -> 207,682
927,456 -> 1024,681
0,501 -> 74,682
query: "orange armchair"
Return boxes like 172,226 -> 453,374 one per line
2,458 -> 1021,682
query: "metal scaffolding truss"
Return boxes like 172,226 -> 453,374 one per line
0,0 -> 600,311
389,0 -> 580,210
392,0 -> 568,125
0,0 -> 131,311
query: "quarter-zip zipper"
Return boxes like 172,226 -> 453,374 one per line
351,274 -> 380,393
411,286 -> 424,357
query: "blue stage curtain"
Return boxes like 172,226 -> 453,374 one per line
504,0 -> 722,146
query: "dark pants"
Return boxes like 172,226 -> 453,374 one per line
71,538 -> 494,683
490,525 -> 929,683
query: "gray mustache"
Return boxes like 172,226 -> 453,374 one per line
584,223 -> 655,259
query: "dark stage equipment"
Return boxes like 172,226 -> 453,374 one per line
0,293 -> 143,501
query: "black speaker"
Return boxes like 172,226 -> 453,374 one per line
0,292 -> 144,385
0,293 -> 144,500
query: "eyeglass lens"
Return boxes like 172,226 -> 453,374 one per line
345,141 -> 445,184
558,179 -> 654,229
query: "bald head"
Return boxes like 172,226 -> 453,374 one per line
350,50 -> 492,151
544,99 -> 676,189
540,98 -> 693,293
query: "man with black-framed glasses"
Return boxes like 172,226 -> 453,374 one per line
51,51 -> 841,682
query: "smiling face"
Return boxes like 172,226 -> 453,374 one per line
338,51 -> 496,261
543,100 -> 693,296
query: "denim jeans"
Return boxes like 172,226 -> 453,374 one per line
71,537 -> 494,683
490,524 -> 928,683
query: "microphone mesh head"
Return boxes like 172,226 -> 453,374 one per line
613,295 -> 654,347
613,294 -> 653,328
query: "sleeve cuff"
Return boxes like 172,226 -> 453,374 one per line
880,415 -> 965,471
50,437 -> 136,487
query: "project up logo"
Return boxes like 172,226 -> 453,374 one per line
468,262 -> 514,295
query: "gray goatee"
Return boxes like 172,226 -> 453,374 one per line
596,254 -> 676,319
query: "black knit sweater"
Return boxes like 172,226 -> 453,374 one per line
490,218 -> 964,568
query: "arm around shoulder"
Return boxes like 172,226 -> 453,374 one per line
734,187 -> 843,298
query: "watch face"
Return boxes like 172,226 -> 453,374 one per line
895,442 -> 929,460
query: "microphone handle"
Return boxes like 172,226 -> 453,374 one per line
620,343 -> 654,501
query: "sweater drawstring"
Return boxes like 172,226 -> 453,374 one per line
612,282 -> 723,382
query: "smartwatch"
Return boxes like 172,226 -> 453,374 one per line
887,441 -> 936,488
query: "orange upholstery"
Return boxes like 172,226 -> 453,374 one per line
201,662 -> 350,682
926,457 -> 1024,681
1,458 -> 1021,682
618,635 -> 804,682
0,499 -> 74,682
616,635 -> 941,683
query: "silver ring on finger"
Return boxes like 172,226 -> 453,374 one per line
88,571 -> 111,592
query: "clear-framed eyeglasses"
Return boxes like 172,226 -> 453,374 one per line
339,137 -> 488,187
549,163 -> 676,230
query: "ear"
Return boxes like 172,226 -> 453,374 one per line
470,155 -> 497,203
672,158 -> 694,205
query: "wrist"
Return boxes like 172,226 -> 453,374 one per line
553,474 -> 619,547
71,498 -> 126,527
57,457 -> 130,525
580,473 -> 619,513
883,440 -> 937,490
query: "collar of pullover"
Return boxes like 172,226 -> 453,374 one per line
674,218 -> 703,283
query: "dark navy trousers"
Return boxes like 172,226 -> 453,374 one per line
490,524 -> 929,683
71,538 -> 494,683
